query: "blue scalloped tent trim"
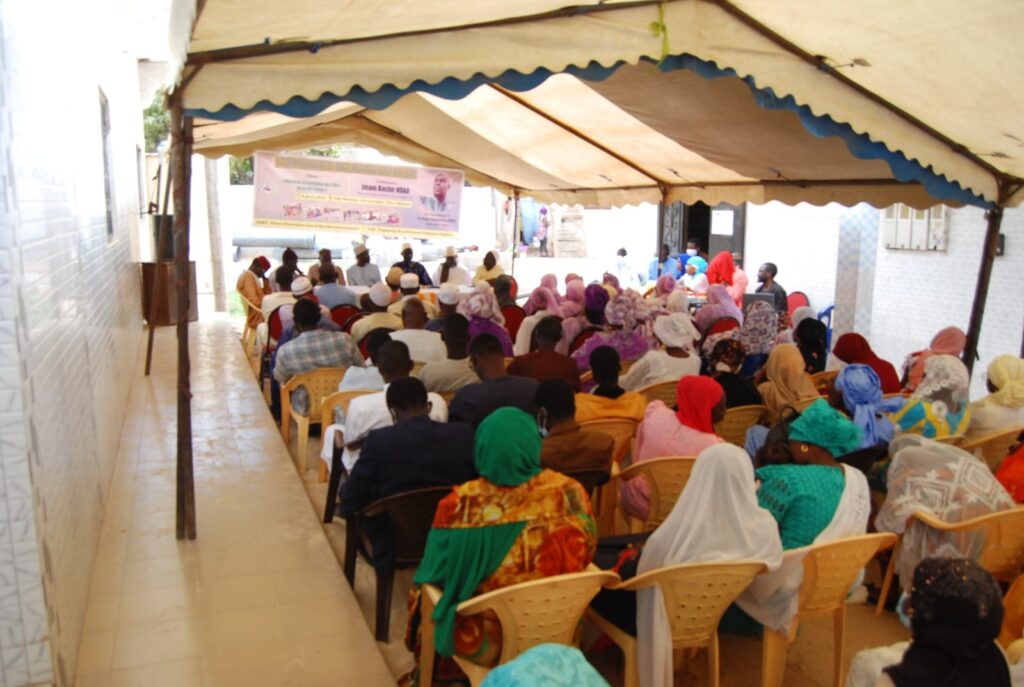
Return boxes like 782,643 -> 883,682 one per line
186,52 -> 991,207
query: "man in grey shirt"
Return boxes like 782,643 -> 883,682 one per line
346,244 -> 382,286
314,264 -> 357,308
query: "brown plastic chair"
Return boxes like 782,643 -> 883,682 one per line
810,370 -> 838,395
320,389 -> 379,517
960,425 -> 1024,471
411,361 -> 426,377
280,367 -> 348,473
588,560 -> 766,687
785,396 -> 820,414
874,507 -> 1024,616
637,381 -> 677,407
237,290 -> 261,357
764,533 -> 897,687
933,434 -> 966,446
612,456 -> 697,533
345,485 -> 453,642
579,418 -> 639,465
420,569 -> 620,686
438,390 -> 456,404
714,404 -> 768,447
563,468 -> 611,501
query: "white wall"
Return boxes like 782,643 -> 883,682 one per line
743,202 -> 840,313
867,206 -> 1024,398
0,0 -> 145,683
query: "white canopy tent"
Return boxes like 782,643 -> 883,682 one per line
163,0 -> 1024,537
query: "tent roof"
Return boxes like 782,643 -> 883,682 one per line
172,0 -> 1024,207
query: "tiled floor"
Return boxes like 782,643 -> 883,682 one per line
75,316 -> 394,686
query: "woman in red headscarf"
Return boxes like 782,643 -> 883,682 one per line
706,251 -> 747,307
902,326 -> 967,392
619,376 -> 727,521
832,332 -> 902,394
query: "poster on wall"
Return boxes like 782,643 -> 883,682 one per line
252,151 -> 462,237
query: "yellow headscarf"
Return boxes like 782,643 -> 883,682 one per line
758,343 -> 819,418
988,355 -> 1024,408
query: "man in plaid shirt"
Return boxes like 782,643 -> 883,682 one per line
274,299 -> 364,414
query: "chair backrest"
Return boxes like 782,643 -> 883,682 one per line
637,381 -> 677,407
508,276 -> 519,299
237,290 -> 261,316
343,311 -> 366,334
704,316 -> 740,339
411,361 -> 425,377
438,390 -> 456,404
617,560 -> 766,648
796,533 -> 898,616
320,389 -> 377,429
787,291 -> 810,318
569,328 -> 599,353
361,485 -> 454,565
714,404 -> 768,447
330,304 -> 361,329
913,508 -> 1024,581
810,370 -> 838,395
454,569 -> 620,664
933,435 -> 966,446
501,305 -> 527,340
618,456 -> 697,529
268,305 -> 286,345
580,418 -> 640,465
960,426 -> 1024,471
786,396 -> 820,414
563,469 -> 611,499
283,367 -> 348,419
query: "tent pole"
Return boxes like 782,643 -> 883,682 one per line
656,185 -> 668,276
962,194 -> 1005,378
144,151 -> 174,376
510,190 -> 520,280
170,93 -> 197,540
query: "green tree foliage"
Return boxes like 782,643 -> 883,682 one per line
229,156 -> 254,185
143,92 -> 170,153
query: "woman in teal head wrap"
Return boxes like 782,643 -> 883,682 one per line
681,255 -> 709,294
407,407 -> 598,686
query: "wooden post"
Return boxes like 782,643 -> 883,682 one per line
170,93 -> 197,540
205,157 -> 227,312
510,190 -> 520,279
144,153 -> 174,376
655,185 -> 668,277
962,199 -> 1004,377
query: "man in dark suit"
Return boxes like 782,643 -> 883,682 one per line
339,377 -> 476,564
449,333 -> 539,427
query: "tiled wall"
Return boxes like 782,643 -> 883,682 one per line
0,1 -> 144,684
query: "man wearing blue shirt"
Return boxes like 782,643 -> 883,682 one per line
647,243 -> 681,281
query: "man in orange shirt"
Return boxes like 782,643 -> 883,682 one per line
236,256 -> 271,329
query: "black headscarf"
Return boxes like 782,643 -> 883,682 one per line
794,318 -> 828,374
884,557 -> 1010,687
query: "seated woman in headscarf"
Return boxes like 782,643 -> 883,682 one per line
968,355 -> 1024,440
513,287 -> 563,356
902,325 -> 967,392
709,339 -> 763,408
589,444 -> 783,687
757,344 -> 820,424
646,275 -> 677,304
457,283 -> 515,357
848,557 -> 1013,687
832,364 -> 905,449
523,274 -> 561,315
472,251 -> 505,285
620,376 -> 726,521
774,304 -> 816,345
620,313 -> 701,391
665,289 -> 689,314
891,354 -> 972,439
794,316 -> 828,374
492,275 -> 516,309
571,293 -> 651,373
875,435 -> 1014,592
832,332 -> 902,395
561,279 -> 585,318
694,284 -> 744,336
706,251 -> 747,307
724,399 -> 870,634
739,300 -> 777,377
407,408 -> 597,685
680,255 -> 709,295
561,283 -> 609,359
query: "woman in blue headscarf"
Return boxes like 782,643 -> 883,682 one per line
833,364 -> 905,449
680,256 -> 709,295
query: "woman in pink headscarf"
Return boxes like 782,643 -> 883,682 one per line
556,279 -> 588,354
522,274 -> 562,315
513,287 -> 565,355
694,284 -> 744,336
457,283 -> 515,357
647,274 -> 677,304
571,293 -> 651,372
902,326 -> 967,392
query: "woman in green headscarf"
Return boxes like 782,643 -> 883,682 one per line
404,407 -> 598,686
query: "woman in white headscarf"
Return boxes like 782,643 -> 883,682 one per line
620,313 -> 701,391
875,435 -> 1014,589
968,355 -> 1024,440
589,444 -> 783,687
774,305 -> 816,345
891,354 -> 972,439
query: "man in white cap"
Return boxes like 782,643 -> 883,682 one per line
351,282 -> 403,343
387,273 -> 439,319
426,282 -> 461,332
346,244 -> 381,287
433,246 -> 470,286
392,242 -> 433,286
